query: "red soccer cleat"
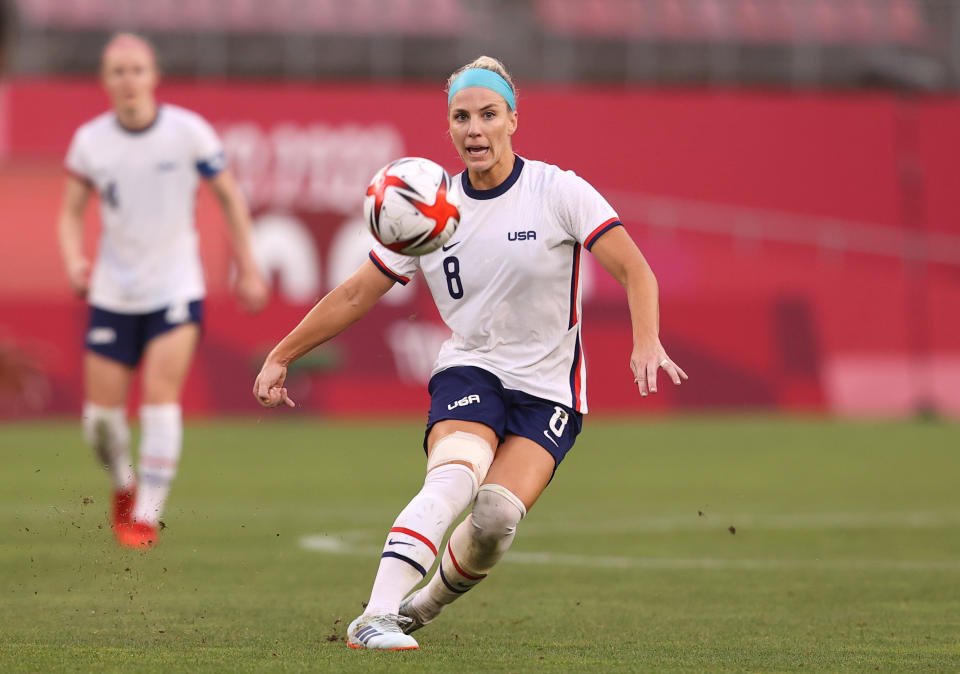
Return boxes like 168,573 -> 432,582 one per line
112,487 -> 136,528
115,521 -> 158,549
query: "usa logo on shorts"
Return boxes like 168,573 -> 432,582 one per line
165,302 -> 189,324
448,394 -> 480,410
87,327 -> 117,345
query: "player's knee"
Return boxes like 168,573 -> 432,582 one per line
469,484 -> 526,549
426,431 -> 495,490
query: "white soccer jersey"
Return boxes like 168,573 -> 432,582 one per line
370,157 -> 622,413
65,104 -> 226,313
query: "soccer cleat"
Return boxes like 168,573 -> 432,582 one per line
398,590 -> 435,634
112,487 -> 136,528
346,614 -> 419,650
115,521 -> 158,549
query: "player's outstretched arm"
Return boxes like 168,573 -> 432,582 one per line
590,226 -> 688,397
253,259 -> 395,408
57,175 -> 93,298
208,170 -> 269,313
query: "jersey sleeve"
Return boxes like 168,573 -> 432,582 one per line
368,241 -> 420,286
64,127 -> 93,185
555,170 -> 623,252
187,113 -> 226,179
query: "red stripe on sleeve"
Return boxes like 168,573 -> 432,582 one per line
584,217 -> 621,250
369,251 -> 411,284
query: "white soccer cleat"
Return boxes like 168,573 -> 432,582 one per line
398,589 -> 438,634
346,614 -> 419,650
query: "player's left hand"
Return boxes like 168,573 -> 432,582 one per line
630,338 -> 688,397
237,269 -> 269,313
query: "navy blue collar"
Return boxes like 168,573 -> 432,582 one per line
116,105 -> 162,135
461,155 -> 524,200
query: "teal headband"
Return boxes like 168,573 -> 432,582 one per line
447,68 -> 516,110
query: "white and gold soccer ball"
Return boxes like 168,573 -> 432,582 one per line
363,157 -> 461,256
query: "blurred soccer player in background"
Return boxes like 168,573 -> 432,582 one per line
57,33 -> 268,548
255,55 -> 687,649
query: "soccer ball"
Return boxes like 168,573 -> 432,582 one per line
364,157 -> 461,256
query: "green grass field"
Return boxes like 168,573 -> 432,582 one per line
1,417 -> 958,672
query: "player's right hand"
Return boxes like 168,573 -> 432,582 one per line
66,257 -> 91,298
629,337 -> 688,397
237,269 -> 269,313
253,359 -> 296,408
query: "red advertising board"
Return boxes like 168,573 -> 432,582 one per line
1,79 -> 958,418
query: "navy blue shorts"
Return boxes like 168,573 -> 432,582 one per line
85,300 -> 204,367
425,366 -> 583,467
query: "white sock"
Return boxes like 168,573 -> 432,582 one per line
82,403 -> 135,490
132,403 -> 182,526
413,484 -> 525,619
362,463 -> 478,617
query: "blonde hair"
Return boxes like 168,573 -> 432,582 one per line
446,55 -> 517,108
101,32 -> 159,70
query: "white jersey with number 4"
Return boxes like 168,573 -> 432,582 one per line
65,104 -> 226,313
370,156 -> 622,413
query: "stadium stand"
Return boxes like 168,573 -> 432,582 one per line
5,0 -> 958,88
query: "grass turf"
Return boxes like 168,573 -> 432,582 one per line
1,417 -> 958,672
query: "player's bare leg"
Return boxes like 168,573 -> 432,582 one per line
348,420 -> 497,650
83,351 -> 136,528
116,323 -> 199,548
400,435 -> 552,632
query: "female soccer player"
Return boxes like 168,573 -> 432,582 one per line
254,56 -> 687,649
58,33 -> 268,548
